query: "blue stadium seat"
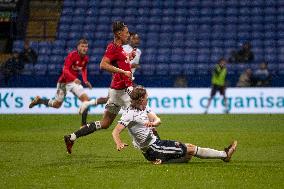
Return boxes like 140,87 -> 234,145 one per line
60,15 -> 72,24
57,32 -> 68,40
75,0 -> 89,8
87,63 -> 100,75
66,40 -> 77,49
38,42 -> 51,55
169,64 -> 183,75
52,47 -> 64,55
141,64 -> 155,75
69,32 -> 82,40
160,25 -> 172,33
85,16 -> 96,24
156,63 -> 169,75
21,64 -> 34,75
13,40 -> 24,52
72,16 -> 85,24
61,7 -> 73,16
163,8 -> 175,16
34,64 -> 47,75
63,0 -> 75,8
48,64 -> 63,76
182,64 -> 196,75
37,55 -> 49,64
50,55 -> 64,64
175,8 -> 187,16
70,24 -> 83,32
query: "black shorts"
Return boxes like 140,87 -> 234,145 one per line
142,139 -> 187,162
210,84 -> 226,97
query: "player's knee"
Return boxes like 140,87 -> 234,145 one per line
186,143 -> 197,156
79,94 -> 89,102
53,101 -> 62,108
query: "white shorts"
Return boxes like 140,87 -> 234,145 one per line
106,88 -> 131,114
54,82 -> 85,102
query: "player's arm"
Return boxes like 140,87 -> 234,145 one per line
112,124 -> 128,151
100,56 -> 132,78
81,63 -> 92,89
63,54 -> 78,82
131,63 -> 140,68
145,112 -> 161,127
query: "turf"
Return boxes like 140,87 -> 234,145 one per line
0,114 -> 283,189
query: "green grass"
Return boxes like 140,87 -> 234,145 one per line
0,114 -> 284,189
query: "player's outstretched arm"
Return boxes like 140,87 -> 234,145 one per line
112,124 -> 128,151
146,112 -> 161,127
100,56 -> 132,78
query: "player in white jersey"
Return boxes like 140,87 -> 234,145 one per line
112,86 -> 237,164
123,32 -> 141,80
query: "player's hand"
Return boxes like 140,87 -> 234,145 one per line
123,71 -> 132,78
116,143 -> 128,151
85,81 -> 92,89
144,121 -> 154,127
129,48 -> 136,61
74,79 -> 81,85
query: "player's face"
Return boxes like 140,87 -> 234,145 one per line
220,60 -> 226,67
77,43 -> 88,55
119,27 -> 130,45
141,93 -> 148,110
130,34 -> 140,48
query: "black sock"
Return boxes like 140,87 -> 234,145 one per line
81,108 -> 89,126
39,98 -> 49,106
74,122 -> 96,138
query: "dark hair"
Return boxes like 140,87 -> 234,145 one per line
130,85 -> 147,107
77,38 -> 88,47
112,21 -> 127,34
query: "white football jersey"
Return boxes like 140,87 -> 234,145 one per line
118,106 -> 157,149
123,44 -> 141,79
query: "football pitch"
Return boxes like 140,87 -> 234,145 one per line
0,114 -> 283,189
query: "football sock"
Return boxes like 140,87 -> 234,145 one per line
194,146 -> 227,159
81,108 -> 89,126
70,133 -> 76,141
48,99 -> 55,107
84,99 -> 97,107
38,98 -> 49,106
74,122 -> 96,138
74,121 -> 102,139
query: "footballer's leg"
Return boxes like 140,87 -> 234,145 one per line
64,110 -> 117,154
78,93 -> 90,127
78,96 -> 109,114
29,96 -> 49,108
186,141 -> 237,162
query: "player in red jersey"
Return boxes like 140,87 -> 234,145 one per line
63,21 -> 136,154
29,39 -> 99,127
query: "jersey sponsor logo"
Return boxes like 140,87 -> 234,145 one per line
71,61 -> 84,71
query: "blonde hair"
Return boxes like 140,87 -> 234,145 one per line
130,86 -> 146,107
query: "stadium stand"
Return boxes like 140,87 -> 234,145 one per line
3,0 -> 283,88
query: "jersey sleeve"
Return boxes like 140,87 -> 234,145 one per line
104,44 -> 116,62
118,110 -> 133,127
81,57 -> 88,83
131,49 -> 141,65
63,53 -> 77,81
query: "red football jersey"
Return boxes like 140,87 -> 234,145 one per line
58,50 -> 89,83
104,42 -> 133,89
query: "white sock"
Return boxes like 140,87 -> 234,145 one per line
89,99 -> 97,106
95,121 -> 102,130
48,99 -> 54,107
195,147 -> 227,159
70,133 -> 77,141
